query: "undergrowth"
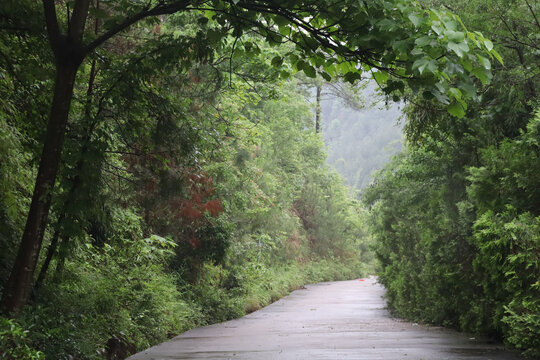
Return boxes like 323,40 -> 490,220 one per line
1,258 -> 366,360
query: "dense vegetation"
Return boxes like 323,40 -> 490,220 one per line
365,0 -> 540,357
1,65 -> 370,358
0,0 -> 512,359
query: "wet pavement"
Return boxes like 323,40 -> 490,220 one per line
127,277 -> 522,359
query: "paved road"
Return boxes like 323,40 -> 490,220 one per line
128,277 -> 522,359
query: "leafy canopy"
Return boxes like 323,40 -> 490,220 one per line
36,0 -> 502,116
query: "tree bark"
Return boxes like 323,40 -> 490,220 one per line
32,215 -> 63,294
315,85 -> 322,133
0,0 -> 91,315
0,64 -> 79,315
33,57 -> 99,294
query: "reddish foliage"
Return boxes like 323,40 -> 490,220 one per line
191,193 -> 202,205
203,199 -> 223,217
177,171 -> 222,220
179,202 -> 202,220
130,154 -> 223,250
172,171 -> 224,249
189,237 -> 201,248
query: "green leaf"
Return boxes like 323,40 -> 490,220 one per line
296,59 -> 307,71
89,7 -> 108,19
431,24 -> 444,35
372,71 -> 389,84
408,13 -> 422,27
207,29 -> 222,43
447,30 -> 465,42
337,62 -> 353,73
448,102 -> 465,118
472,67 -> 492,85
484,39 -> 494,51
491,49 -> 504,65
448,42 -> 464,57
476,55 -> 491,70
204,10 -> 216,19
321,72 -> 332,82
442,18 -> 458,31
304,65 -> 316,78
412,58 -> 436,74
273,15 -> 288,27
412,58 -> 427,73
461,59 -> 473,72
422,90 -> 435,100
303,36 -> 320,51
392,39 -> 410,53
385,80 -> 405,93
271,55 -> 283,67
344,71 -> 361,84
457,80 -> 477,99
448,87 -> 462,101
197,17 -> 209,25
313,55 -> 325,68
415,36 -> 432,47
377,19 -> 397,31
278,25 -> 290,36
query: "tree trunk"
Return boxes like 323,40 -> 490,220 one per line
315,85 -> 322,133
33,59 -> 99,294
32,215 -> 63,294
0,64 -> 79,315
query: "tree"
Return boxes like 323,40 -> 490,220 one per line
297,74 -> 367,134
364,0 -> 539,355
0,0 -> 500,314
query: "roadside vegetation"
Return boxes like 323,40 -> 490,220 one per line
364,0 -> 539,357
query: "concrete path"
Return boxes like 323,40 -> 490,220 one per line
128,277 -> 522,359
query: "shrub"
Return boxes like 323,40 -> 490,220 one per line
0,317 -> 44,360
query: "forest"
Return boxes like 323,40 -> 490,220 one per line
0,0 -> 537,359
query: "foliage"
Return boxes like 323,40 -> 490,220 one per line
472,210 -> 540,357
366,110 -> 540,357
365,0 -> 540,355
0,115 -> 34,283
466,111 -> 540,356
14,216 -> 204,359
0,317 -> 44,360
0,0 -> 510,357
0,21 -> 371,358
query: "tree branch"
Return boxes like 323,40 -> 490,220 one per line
84,0 -> 190,54
524,0 -> 540,30
42,0 -> 61,50
69,0 -> 91,42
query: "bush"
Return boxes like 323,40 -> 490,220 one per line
21,234 -> 198,359
0,317 -> 44,360
472,211 -> 540,356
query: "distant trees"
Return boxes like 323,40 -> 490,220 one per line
321,90 -> 402,190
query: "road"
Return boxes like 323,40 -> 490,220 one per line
127,277 -> 522,359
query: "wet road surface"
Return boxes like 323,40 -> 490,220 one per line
128,277 -> 522,359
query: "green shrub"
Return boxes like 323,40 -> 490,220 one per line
0,317 -> 44,360
22,234 -> 198,359
472,211 -> 540,356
